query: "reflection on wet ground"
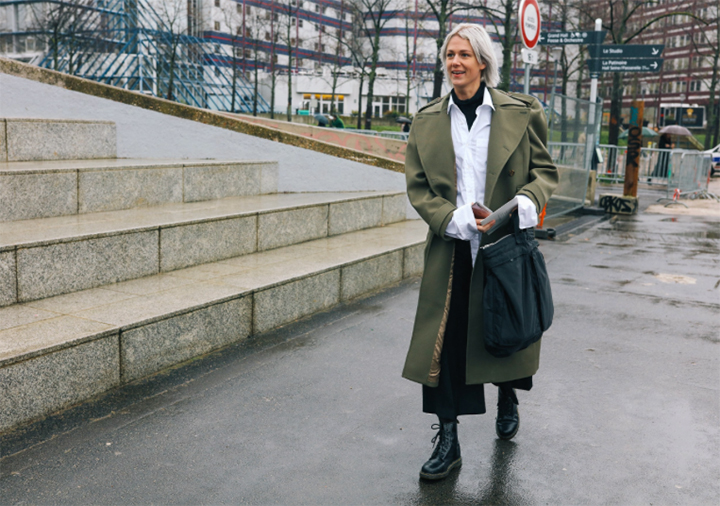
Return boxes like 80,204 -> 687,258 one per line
404,440 -> 528,506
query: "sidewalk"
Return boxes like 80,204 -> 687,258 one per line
644,178 -> 720,218
1,203 -> 718,505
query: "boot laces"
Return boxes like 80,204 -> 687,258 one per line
430,423 -> 453,454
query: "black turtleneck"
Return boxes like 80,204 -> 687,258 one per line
451,82 -> 486,130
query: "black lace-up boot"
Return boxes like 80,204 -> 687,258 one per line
419,419 -> 462,480
496,387 -> 520,440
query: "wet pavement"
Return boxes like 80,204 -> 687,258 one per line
1,210 -> 718,505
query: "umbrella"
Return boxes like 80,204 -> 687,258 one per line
395,116 -> 412,124
659,125 -> 692,136
618,126 -> 659,139
314,113 -> 329,126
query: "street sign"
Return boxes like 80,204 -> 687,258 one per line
521,48 -> 539,65
538,30 -> 607,45
589,44 -> 664,58
587,58 -> 664,73
519,0 -> 541,49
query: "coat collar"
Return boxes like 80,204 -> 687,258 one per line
413,89 -> 531,203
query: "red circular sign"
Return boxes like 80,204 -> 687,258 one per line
519,0 -> 541,49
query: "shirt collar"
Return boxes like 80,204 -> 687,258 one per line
447,85 -> 495,114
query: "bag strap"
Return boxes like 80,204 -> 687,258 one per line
512,211 -> 536,245
512,211 -> 523,244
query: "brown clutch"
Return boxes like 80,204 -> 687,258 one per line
471,202 -> 492,220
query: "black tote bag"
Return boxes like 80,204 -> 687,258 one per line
480,214 -> 554,358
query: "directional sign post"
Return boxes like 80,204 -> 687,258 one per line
588,44 -> 664,58
538,30 -> 607,46
587,58 -> 664,73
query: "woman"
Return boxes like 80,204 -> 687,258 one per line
403,24 -> 558,481
652,133 -> 671,178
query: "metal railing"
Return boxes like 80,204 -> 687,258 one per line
343,128 -> 409,141
595,145 -> 712,200
664,151 -> 714,200
596,145 -> 674,185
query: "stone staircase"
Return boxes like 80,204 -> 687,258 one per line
0,119 -> 425,434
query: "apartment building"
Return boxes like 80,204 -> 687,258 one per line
583,0 -> 717,129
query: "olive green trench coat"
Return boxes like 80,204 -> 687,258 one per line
402,88 -> 559,387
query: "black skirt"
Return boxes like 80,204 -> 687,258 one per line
422,239 -> 532,420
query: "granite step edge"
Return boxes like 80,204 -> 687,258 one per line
0,232 -> 425,368
0,159 -> 278,175
0,236 -> 424,434
0,191 -> 407,250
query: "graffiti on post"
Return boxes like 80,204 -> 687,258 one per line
599,194 -> 638,214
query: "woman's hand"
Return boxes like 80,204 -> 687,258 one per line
476,219 -> 495,233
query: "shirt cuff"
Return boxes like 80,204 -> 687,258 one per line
517,195 -> 538,229
445,203 -> 478,240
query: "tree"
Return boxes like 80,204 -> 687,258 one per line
240,4 -> 265,116
221,1 -> 247,113
350,0 -> 395,129
29,0 -> 90,75
155,0 -> 187,101
404,1 -> 429,108
690,0 -> 719,148
472,0 -> 519,93
422,0 -> 471,98
339,14 -> 373,128
577,0 -> 699,145
276,0 -> 302,121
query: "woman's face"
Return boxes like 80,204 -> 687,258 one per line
446,36 -> 486,98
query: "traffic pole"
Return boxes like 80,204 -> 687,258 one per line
585,18 -> 602,175
524,63 -> 531,94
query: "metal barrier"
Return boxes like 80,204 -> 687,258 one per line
542,93 -> 601,220
596,145 -> 674,185
664,151 -> 714,200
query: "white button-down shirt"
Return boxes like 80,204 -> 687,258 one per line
445,87 -> 538,264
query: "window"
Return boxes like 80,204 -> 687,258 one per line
214,0 -> 220,6
321,25 -> 326,33
214,21 -> 220,31
298,19 -> 303,27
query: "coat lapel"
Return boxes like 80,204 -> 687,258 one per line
414,94 -> 455,200
485,89 -> 530,202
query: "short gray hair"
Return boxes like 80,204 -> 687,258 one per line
440,23 -> 500,88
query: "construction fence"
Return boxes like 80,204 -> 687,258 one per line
597,145 -> 713,199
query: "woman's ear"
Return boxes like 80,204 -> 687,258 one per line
479,60 -> 487,71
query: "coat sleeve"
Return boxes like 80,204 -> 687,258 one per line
405,124 -> 456,240
516,98 -> 559,212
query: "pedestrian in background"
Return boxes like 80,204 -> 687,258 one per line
652,133 -> 671,178
403,23 -> 558,481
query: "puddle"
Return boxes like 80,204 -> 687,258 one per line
654,273 -> 696,285
670,231 -> 720,239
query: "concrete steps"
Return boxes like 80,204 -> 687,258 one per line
0,190 -> 408,305
0,158 -> 278,221
0,116 -> 424,435
0,220 -> 425,432
0,118 -> 116,162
